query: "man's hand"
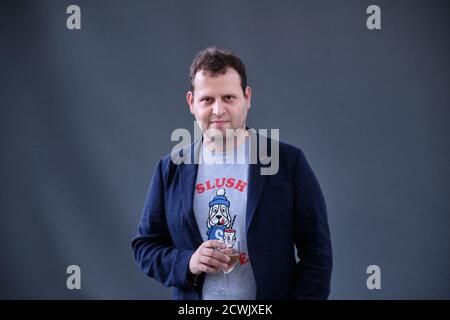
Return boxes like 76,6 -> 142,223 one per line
189,240 -> 231,275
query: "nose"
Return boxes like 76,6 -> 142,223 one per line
212,100 -> 225,116
216,215 -> 222,219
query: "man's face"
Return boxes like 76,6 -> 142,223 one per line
187,68 -> 251,139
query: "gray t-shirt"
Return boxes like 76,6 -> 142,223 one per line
193,138 -> 257,300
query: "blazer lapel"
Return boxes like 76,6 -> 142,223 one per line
179,141 -> 203,247
246,132 -> 268,233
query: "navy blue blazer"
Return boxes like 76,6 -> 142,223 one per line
132,133 -> 332,300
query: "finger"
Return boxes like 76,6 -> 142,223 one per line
202,248 -> 231,263
199,255 -> 229,270
199,263 -> 220,274
203,240 -> 226,250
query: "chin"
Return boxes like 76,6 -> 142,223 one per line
206,127 -> 227,137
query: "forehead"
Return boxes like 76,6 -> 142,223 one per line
193,68 -> 242,95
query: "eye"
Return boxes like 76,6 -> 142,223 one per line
223,95 -> 234,102
201,97 -> 213,104
221,207 -> 226,213
213,208 -> 218,213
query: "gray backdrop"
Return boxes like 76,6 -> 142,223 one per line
1,0 -> 449,299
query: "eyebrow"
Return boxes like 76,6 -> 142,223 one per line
198,94 -> 237,100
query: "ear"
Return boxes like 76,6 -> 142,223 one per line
244,86 -> 252,110
186,91 -> 195,114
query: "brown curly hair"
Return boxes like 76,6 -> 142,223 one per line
189,47 -> 247,94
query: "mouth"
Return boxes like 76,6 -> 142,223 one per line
210,120 -> 230,125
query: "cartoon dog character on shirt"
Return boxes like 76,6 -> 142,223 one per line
206,188 -> 235,241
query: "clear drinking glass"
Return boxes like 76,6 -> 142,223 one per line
214,240 -> 240,296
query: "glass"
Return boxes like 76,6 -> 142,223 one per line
214,239 -> 240,297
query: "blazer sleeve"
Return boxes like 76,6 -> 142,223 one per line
131,159 -> 195,289
291,149 -> 333,299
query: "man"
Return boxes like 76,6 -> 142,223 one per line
132,48 -> 332,300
